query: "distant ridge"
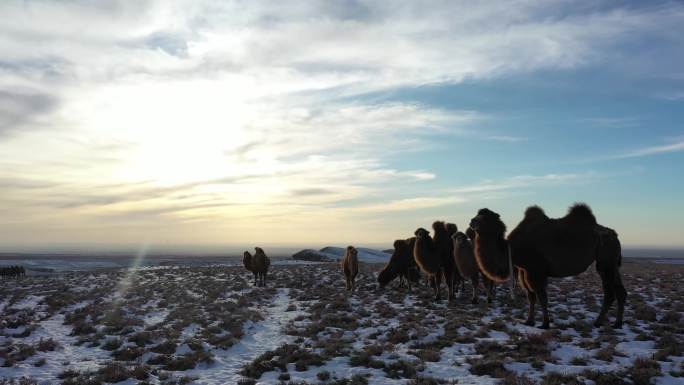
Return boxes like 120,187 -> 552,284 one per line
292,246 -> 390,263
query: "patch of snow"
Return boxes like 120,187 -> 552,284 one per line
183,288 -> 301,385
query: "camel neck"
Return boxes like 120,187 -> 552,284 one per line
475,232 -> 511,282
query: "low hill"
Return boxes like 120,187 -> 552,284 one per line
292,246 -> 390,263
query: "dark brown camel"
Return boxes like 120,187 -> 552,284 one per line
243,251 -> 257,286
433,221 -> 459,301
378,238 -> 421,290
245,247 -> 270,287
445,223 -> 465,295
452,232 -> 494,303
341,246 -> 359,292
469,204 -> 627,329
413,227 -> 443,300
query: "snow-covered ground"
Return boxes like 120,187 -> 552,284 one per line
0,261 -> 683,385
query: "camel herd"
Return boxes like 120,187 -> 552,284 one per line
241,203 -> 626,329
0,265 -> 25,278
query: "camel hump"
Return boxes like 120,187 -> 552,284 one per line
445,223 -> 458,235
393,239 -> 407,249
567,203 -> 597,226
524,205 -> 548,220
478,208 -> 499,217
415,227 -> 429,237
432,221 -> 446,232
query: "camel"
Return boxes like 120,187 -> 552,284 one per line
378,238 -> 421,290
243,251 -> 257,286
445,223 -> 465,295
469,204 -> 627,329
413,227 -> 443,300
341,246 -> 359,292
452,232 -> 494,304
433,221 -> 458,301
244,247 -> 270,287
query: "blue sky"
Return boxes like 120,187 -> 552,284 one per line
0,1 -> 683,250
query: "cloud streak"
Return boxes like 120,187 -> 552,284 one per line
616,138 -> 684,158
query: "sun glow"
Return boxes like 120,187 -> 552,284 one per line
78,79 -> 263,186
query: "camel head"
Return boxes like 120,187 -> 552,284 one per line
465,227 -> 476,241
451,231 -> 468,245
254,247 -> 264,255
469,208 -> 506,238
414,227 -> 430,238
392,239 -> 410,254
445,223 -> 458,236
377,267 -> 394,288
346,245 -> 358,257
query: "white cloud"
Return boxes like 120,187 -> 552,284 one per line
617,138 -> 684,158
581,117 -> 640,128
0,1 -> 682,245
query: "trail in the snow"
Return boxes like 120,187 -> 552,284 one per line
187,287 -> 300,385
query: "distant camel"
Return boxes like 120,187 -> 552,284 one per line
378,238 -> 421,290
451,232 -> 494,304
341,246 -> 359,292
244,247 -> 270,287
469,204 -> 627,329
243,251 -> 257,286
413,227 -> 443,300
0,266 -> 25,278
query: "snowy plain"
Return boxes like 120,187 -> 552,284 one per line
0,260 -> 683,385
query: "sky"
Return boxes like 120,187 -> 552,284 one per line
1,0 -> 684,252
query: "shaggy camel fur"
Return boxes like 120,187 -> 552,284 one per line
452,232 -> 494,304
341,246 -> 359,292
378,238 -> 420,290
244,247 -> 270,287
413,227 -> 443,300
469,204 -> 627,329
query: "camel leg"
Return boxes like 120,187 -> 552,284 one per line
484,277 -> 494,303
614,273 -> 627,329
525,289 -> 537,326
595,269 -> 616,327
444,269 -> 455,302
471,275 -> 479,304
534,277 -> 551,329
254,273 -> 258,287
433,274 -> 442,300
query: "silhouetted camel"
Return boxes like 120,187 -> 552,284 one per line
341,246 -> 359,292
378,238 -> 421,290
445,223 -> 464,296
469,204 -> 627,329
0,266 -> 25,278
243,251 -> 257,285
244,247 -> 270,287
